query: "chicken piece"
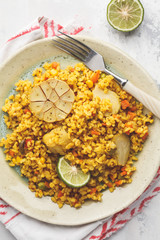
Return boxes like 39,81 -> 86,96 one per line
93,85 -> 120,114
113,134 -> 130,166
43,127 -> 71,155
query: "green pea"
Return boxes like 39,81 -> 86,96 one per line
118,173 -> 123,180
101,73 -> 106,79
38,182 -> 46,190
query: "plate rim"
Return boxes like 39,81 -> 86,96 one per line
0,36 -> 160,226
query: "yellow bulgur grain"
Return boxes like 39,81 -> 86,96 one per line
0,62 -> 153,208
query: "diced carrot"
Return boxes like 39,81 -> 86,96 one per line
121,100 -> 130,110
91,70 -> 100,83
107,182 -> 113,188
125,122 -> 134,135
34,171 -> 39,175
125,122 -> 133,128
142,132 -> 149,141
90,188 -> 97,194
102,122 -> 107,126
52,62 -> 58,69
115,180 -> 123,186
70,67 -> 75,72
44,181 -> 50,188
44,75 -> 48,80
9,150 -> 15,157
129,172 -> 133,176
121,171 -> 127,176
125,125 -> 134,135
78,160 -> 83,164
24,109 -> 31,114
112,114 -> 120,119
91,130 -> 100,135
73,199 -> 78,206
109,175 -> 115,181
125,130 -> 130,135
57,190 -> 63,198
121,166 -> 126,171
130,106 -> 137,111
72,150 -> 78,157
24,139 -> 32,148
128,111 -> 136,120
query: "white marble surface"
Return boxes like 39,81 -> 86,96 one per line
0,0 -> 160,239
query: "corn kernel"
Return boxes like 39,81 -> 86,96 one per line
86,80 -> 93,88
50,69 -> 58,76
16,156 -> 21,163
40,157 -> 45,164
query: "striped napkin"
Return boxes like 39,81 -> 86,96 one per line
0,16 -> 160,240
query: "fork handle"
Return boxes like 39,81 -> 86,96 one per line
104,68 -> 160,118
104,68 -> 128,87
123,81 -> 160,119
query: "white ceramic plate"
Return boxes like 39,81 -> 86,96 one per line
0,37 -> 160,226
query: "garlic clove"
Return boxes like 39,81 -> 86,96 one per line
42,100 -> 53,112
48,78 -> 58,89
55,80 -> 70,96
40,81 -> 53,99
55,108 -> 68,121
55,99 -> 73,114
30,85 -> 47,102
49,89 -> 59,103
30,101 -> 44,113
43,107 -> 56,122
61,89 -> 75,102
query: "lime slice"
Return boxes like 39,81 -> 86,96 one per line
57,157 -> 90,188
107,0 -> 144,32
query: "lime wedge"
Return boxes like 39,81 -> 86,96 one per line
57,157 -> 90,188
107,0 -> 144,32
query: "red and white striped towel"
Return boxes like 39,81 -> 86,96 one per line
0,16 -> 160,240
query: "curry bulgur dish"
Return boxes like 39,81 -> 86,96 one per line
0,61 -> 153,208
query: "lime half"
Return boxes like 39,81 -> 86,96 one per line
107,0 -> 144,32
57,157 -> 90,188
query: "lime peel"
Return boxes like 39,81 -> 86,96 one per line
107,0 -> 144,32
57,157 -> 90,188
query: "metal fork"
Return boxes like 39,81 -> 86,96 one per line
53,31 -> 160,119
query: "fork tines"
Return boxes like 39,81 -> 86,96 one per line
52,30 -> 92,61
